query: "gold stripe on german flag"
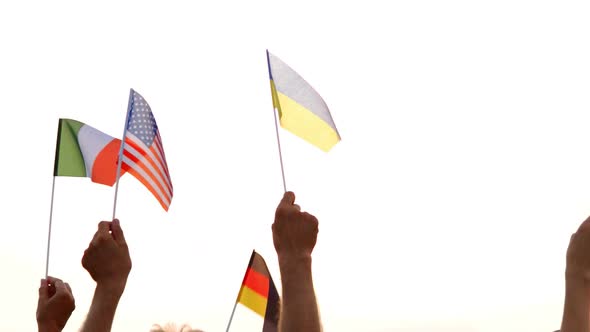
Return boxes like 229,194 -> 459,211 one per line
236,251 -> 280,332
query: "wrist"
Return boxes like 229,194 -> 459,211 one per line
279,255 -> 313,281
38,322 -> 61,332
95,279 -> 127,299
278,254 -> 312,268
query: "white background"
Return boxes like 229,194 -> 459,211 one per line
0,1 -> 589,331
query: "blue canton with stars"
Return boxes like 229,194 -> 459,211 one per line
127,91 -> 158,146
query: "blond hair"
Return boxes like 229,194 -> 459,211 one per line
150,323 -> 203,332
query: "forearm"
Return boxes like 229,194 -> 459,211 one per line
561,277 -> 590,332
278,256 -> 321,332
80,284 -> 124,332
38,324 -> 61,332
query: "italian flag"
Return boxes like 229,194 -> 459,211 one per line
54,119 -> 125,186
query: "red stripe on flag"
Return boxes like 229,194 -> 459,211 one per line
154,139 -> 170,177
243,267 -> 270,299
122,150 -> 171,205
124,137 -> 173,196
149,139 -> 172,190
125,137 -> 172,196
152,137 -> 172,185
121,163 -> 169,211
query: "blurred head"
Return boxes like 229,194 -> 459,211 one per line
150,323 -> 203,332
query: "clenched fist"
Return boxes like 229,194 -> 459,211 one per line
272,191 -> 319,262
36,276 -> 75,332
82,219 -> 132,295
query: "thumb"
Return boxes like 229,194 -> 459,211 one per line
110,219 -> 127,245
280,191 -> 295,206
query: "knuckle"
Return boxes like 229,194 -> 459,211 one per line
81,254 -> 90,267
276,206 -> 291,216
96,233 -> 110,243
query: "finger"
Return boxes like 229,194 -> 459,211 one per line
38,279 -> 48,300
64,282 -> 73,295
91,221 -> 112,245
46,276 -> 63,285
97,221 -> 111,234
302,212 -> 319,230
53,278 -> 67,294
110,219 -> 127,245
90,222 -> 110,243
46,276 -> 63,297
280,191 -> 295,206
293,204 -> 301,212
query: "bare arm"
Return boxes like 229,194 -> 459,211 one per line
81,284 -> 125,332
80,219 -> 131,332
560,277 -> 590,332
273,192 -> 322,332
278,256 -> 321,332
560,216 -> 590,332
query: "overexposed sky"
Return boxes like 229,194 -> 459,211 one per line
1,1 -> 589,331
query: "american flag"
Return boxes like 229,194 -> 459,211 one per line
121,89 -> 173,211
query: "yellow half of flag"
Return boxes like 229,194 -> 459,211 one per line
238,285 -> 268,317
267,50 -> 340,152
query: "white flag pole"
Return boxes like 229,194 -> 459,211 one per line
44,176 -> 56,278
112,89 -> 134,219
267,50 -> 287,192
225,301 -> 239,332
272,107 -> 287,193
45,118 -> 67,278
225,250 -> 256,332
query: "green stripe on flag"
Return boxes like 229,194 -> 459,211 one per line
54,118 -> 86,177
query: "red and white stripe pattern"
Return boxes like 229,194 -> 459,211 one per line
121,89 -> 173,211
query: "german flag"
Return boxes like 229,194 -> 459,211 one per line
236,250 -> 280,332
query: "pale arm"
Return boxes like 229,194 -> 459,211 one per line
560,277 -> 590,332
80,284 -> 125,332
278,256 -> 321,332
79,219 -> 131,332
272,192 -> 322,332
560,216 -> 590,332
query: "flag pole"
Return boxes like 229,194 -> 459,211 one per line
112,89 -> 134,219
226,250 -> 257,332
267,50 -> 287,192
225,301 -> 239,332
272,107 -> 287,193
45,118 -> 65,278
44,176 -> 56,278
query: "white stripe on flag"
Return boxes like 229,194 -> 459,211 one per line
123,136 -> 172,198
125,133 -> 173,193
153,138 -> 171,181
122,155 -> 171,206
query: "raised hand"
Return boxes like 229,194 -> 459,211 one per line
272,191 -> 322,332
80,219 -> 131,332
82,219 -> 132,294
272,191 -> 319,262
36,276 -> 75,332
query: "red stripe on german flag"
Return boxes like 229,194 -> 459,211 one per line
243,267 -> 270,298
235,251 -> 279,332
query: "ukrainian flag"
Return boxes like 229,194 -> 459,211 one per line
266,50 -> 340,152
